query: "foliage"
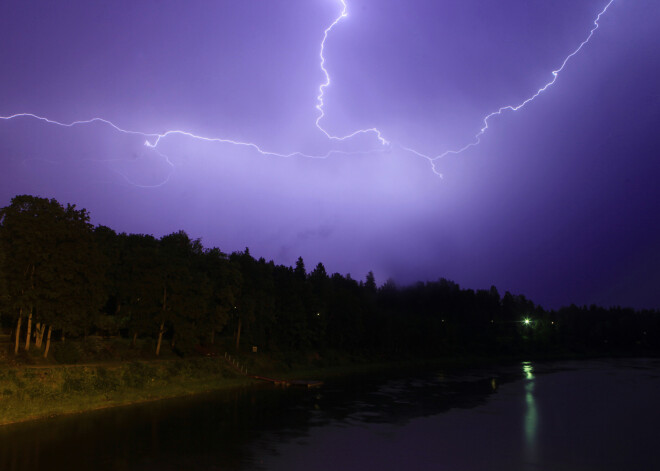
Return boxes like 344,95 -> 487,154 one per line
53,342 -> 84,364
1,193 -> 659,363
0,195 -> 106,354
93,367 -> 121,392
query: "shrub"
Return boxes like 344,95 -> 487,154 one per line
172,335 -> 197,358
122,362 -> 155,389
82,337 -> 116,361
139,339 -> 155,356
62,369 -> 87,393
93,367 -> 120,392
188,358 -> 223,376
53,342 -> 84,364
6,370 -> 25,388
164,360 -> 183,378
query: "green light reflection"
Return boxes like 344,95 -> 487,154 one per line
522,361 -> 538,460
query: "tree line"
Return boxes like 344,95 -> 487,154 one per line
1,195 -> 659,360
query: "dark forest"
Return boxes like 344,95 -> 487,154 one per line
1,195 -> 659,361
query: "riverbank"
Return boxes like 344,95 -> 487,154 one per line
0,358 -> 255,425
0,351 -> 467,425
0,350 -> 406,425
2,347 -> 652,426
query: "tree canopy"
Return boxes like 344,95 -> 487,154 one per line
1,194 -> 659,359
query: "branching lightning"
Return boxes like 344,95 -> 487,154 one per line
0,0 -> 615,183
0,113 -> 355,160
0,0 -> 388,187
401,0 -> 615,177
315,0 -> 388,145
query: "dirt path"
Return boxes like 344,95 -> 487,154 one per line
0,356 -> 202,370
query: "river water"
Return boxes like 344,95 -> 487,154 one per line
1,358 -> 659,470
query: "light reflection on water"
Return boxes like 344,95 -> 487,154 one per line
522,361 -> 538,464
1,359 -> 660,470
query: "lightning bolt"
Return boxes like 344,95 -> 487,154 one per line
0,113 -> 384,188
401,0 -> 615,177
0,1 -> 387,186
1,0 -> 614,182
87,146 -> 176,189
315,0 -> 388,146
0,113 -> 332,187
0,113 -> 362,160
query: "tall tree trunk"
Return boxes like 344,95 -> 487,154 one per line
235,316 -> 242,351
24,310 -> 32,351
156,322 -> 165,356
132,331 -> 138,347
25,265 -> 35,352
156,286 -> 167,356
14,312 -> 22,355
43,326 -> 52,359
34,322 -> 41,343
36,324 -> 45,349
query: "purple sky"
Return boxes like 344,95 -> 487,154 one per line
1,0 -> 659,309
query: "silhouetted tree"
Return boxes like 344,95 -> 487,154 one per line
200,247 -> 240,345
3,193 -> 660,363
0,195 -> 105,358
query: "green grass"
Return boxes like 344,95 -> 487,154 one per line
0,339 -> 598,426
0,348 -> 441,425
0,359 -> 253,425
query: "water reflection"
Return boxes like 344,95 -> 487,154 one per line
0,386 -> 294,471
522,361 -> 538,464
3,360 -> 660,471
0,369 -> 507,471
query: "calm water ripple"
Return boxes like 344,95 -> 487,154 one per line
1,358 -> 659,470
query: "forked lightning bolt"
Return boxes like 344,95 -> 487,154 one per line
0,0 -> 385,184
315,0 -> 388,145
0,113 -> 352,160
1,0 -> 615,182
401,0 -> 615,177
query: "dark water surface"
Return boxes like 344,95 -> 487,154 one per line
2,359 -> 659,470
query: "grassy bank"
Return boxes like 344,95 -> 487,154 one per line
0,349 -> 473,425
1,341 -> 640,426
0,358 -> 253,425
0,344 -> 418,426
